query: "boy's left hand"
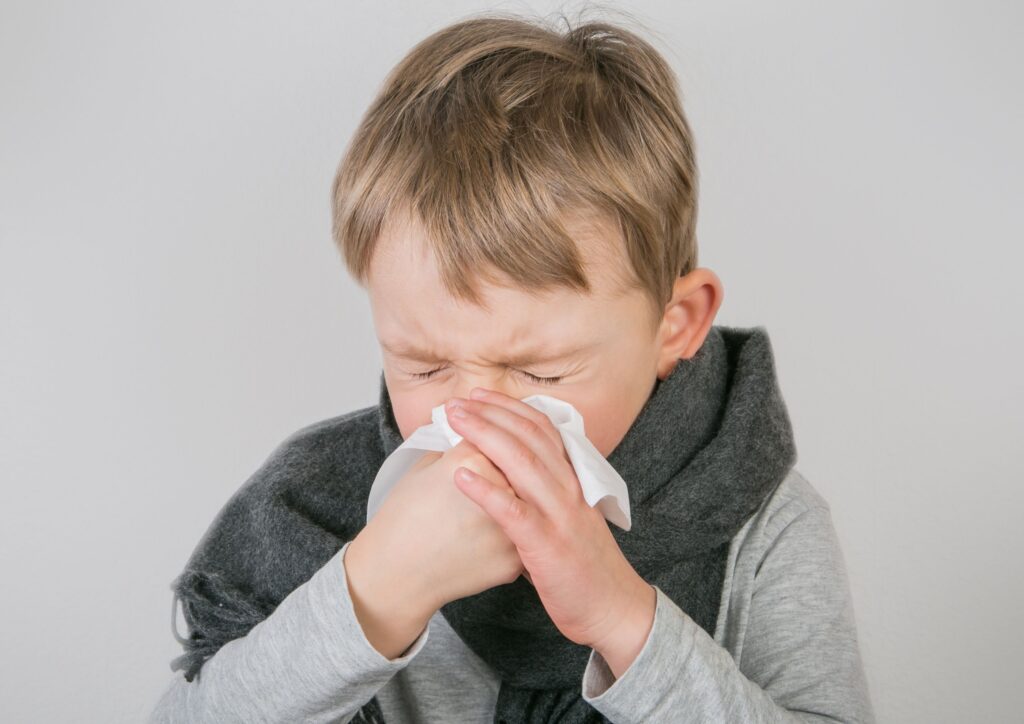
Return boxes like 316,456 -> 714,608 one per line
445,388 -> 656,662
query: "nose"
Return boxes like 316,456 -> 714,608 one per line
450,377 -> 514,403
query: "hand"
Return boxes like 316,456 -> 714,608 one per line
350,437 -> 526,617
445,388 -> 656,667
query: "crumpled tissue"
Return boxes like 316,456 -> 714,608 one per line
366,394 -> 632,531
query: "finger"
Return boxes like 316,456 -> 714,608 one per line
466,389 -> 583,496
470,387 -> 569,460
452,465 -> 547,554
445,440 -> 510,485
447,401 -> 577,518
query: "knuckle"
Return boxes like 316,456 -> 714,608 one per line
513,416 -> 542,438
505,495 -> 529,523
511,443 -> 538,469
464,452 -> 495,476
449,439 -> 478,457
447,441 -> 484,466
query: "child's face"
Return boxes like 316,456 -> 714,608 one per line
365,213 -> 669,458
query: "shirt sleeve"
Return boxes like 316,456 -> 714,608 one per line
147,540 -> 430,724
580,503 -> 875,724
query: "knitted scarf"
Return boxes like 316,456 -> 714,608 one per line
169,324 -> 797,723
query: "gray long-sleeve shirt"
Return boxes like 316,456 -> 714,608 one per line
148,466 -> 875,723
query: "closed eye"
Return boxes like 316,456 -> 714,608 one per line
408,367 -> 563,385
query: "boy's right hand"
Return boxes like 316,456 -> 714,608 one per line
343,440 -> 525,658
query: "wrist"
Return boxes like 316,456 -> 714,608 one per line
344,533 -> 437,658
348,525 -> 441,620
591,576 -> 657,680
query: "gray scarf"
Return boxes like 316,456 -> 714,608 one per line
169,324 -> 797,723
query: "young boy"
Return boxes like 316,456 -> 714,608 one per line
150,12 -> 874,724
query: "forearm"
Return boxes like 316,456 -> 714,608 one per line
581,502 -> 875,724
584,587 -> 849,723
148,541 -> 429,724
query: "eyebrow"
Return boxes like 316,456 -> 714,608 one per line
380,340 -> 596,366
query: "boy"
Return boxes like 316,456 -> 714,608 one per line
150,11 -> 874,724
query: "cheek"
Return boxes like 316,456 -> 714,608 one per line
384,374 -> 438,441
568,394 -> 622,457
572,383 -> 649,458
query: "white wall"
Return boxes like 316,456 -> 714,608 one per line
2,1 -> 1020,721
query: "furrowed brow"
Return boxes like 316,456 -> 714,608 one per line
495,346 -> 591,367
380,340 -> 594,366
379,341 -> 446,363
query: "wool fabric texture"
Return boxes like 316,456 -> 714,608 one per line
169,324 -> 797,723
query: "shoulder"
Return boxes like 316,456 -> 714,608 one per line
731,467 -> 841,574
753,466 -> 831,532
721,477 -> 875,722
721,467 -> 857,642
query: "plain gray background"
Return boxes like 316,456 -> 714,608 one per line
2,1 -> 1021,722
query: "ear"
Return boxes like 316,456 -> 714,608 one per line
655,268 -> 725,379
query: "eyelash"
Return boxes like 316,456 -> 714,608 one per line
408,368 -> 564,385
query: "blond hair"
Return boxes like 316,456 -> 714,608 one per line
330,8 -> 698,331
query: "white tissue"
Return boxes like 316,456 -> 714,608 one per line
366,394 -> 632,531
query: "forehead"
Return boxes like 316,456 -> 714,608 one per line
366,209 -> 637,357
368,206 -> 632,300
